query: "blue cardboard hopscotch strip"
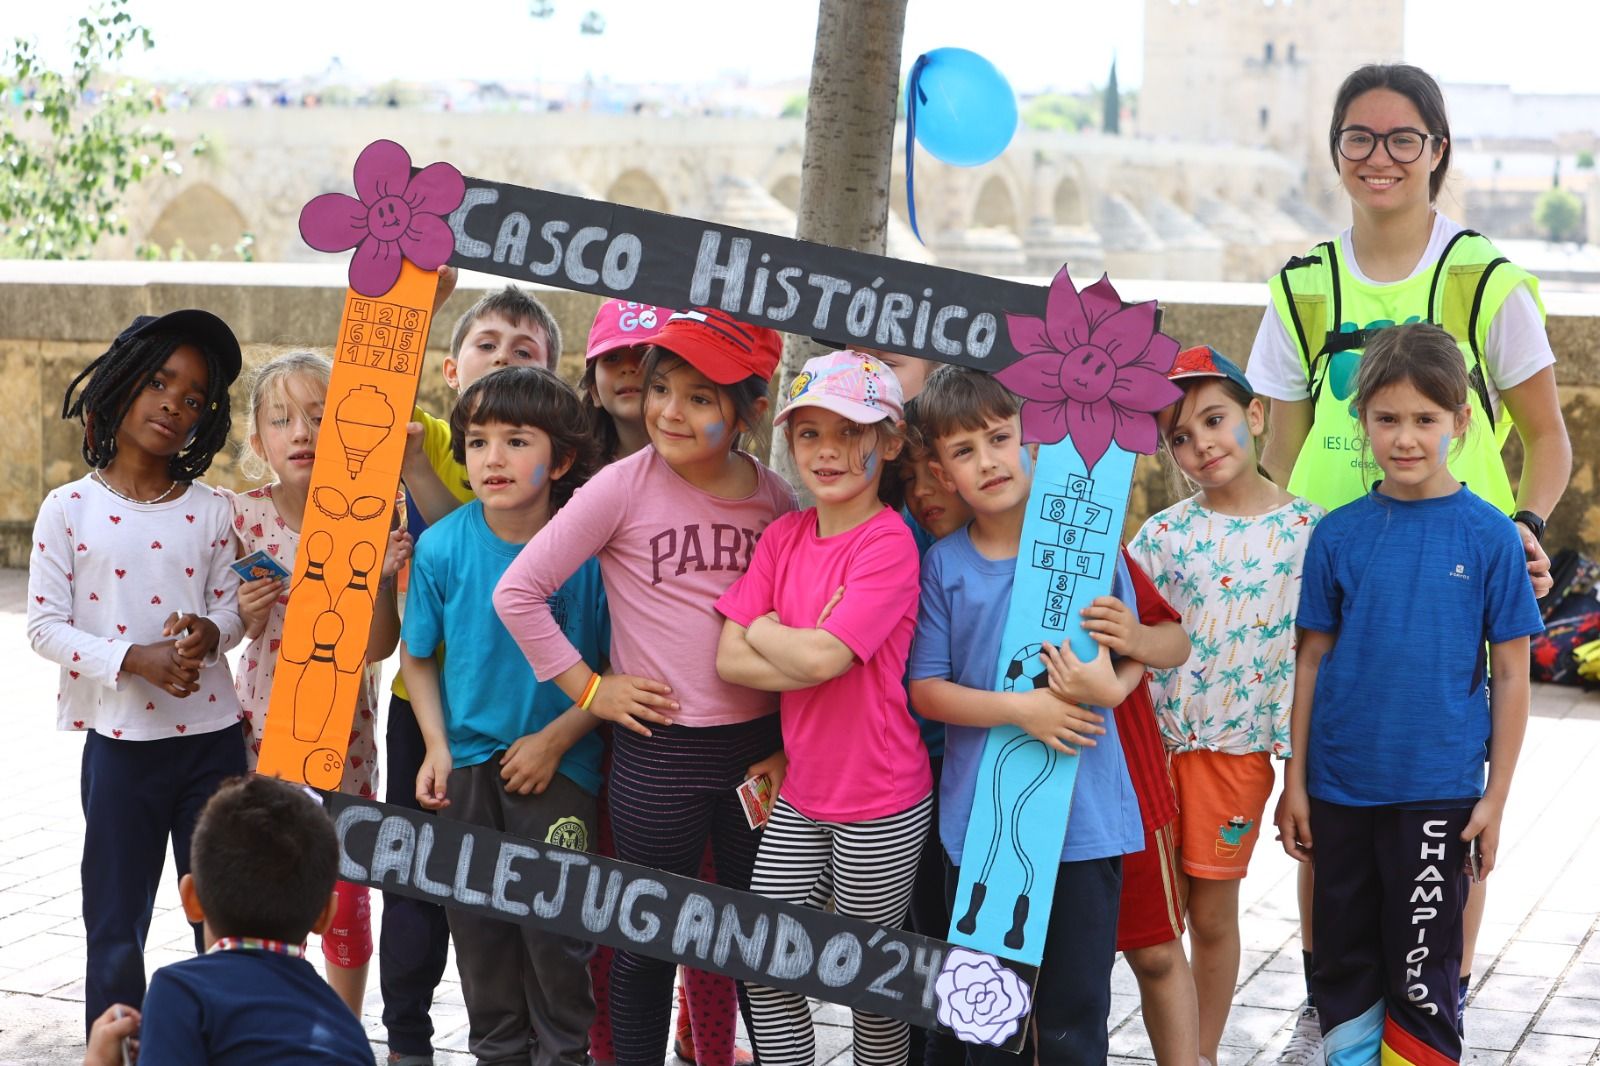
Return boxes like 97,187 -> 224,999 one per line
948,442 -> 1133,966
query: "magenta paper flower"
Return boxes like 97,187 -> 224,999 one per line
995,266 -> 1182,474
299,139 -> 465,297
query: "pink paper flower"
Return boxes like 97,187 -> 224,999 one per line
995,266 -> 1182,474
934,948 -> 1031,1047
299,140 -> 465,297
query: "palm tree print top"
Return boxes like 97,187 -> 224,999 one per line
1130,496 -> 1325,756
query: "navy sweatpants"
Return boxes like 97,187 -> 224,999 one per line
947,854 -> 1123,1066
378,693 -> 454,1057
1310,798 -> 1472,1064
605,715 -> 782,1066
80,725 -> 245,1033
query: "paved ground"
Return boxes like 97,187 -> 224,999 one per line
0,566 -> 1596,1064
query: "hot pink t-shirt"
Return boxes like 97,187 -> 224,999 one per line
494,446 -> 795,728
716,506 -> 930,822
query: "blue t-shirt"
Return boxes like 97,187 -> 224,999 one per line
1296,486 -> 1544,807
139,949 -> 371,1065
403,501 -> 608,793
901,505 -> 945,759
908,527 -> 1143,863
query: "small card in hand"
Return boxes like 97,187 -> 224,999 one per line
736,773 -> 775,829
231,549 -> 291,583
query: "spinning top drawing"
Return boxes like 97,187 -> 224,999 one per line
334,385 -> 396,479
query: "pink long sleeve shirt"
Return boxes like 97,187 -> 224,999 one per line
494,447 -> 796,728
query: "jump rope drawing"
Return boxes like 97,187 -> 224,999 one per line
271,138 -> 1179,1046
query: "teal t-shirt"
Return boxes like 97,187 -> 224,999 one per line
403,500 -> 608,793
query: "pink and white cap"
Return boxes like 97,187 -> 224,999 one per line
585,300 -> 669,361
775,349 -> 905,427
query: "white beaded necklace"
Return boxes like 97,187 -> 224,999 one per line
92,468 -> 181,506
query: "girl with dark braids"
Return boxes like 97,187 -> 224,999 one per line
27,311 -> 249,1034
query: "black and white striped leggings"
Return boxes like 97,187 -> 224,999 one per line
606,715 -> 783,1066
744,793 -> 934,1066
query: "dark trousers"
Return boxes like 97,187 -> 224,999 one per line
1310,798 -> 1470,1063
947,854 -> 1122,1066
907,757 -> 964,1066
80,726 -> 245,1033
441,761 -> 598,1066
379,694 -> 453,1057
605,716 -> 782,1066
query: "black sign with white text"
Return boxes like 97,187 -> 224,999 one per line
325,792 -> 1029,1032
443,177 -> 1049,370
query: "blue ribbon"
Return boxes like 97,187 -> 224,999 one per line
906,53 -> 929,245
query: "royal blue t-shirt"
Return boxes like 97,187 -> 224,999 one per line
403,500 -> 608,793
1296,486 -> 1543,807
139,949 -> 372,1065
908,527 -> 1143,863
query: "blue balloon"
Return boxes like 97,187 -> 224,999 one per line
911,47 -> 1018,167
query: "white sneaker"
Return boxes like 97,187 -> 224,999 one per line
1276,1003 -> 1324,1065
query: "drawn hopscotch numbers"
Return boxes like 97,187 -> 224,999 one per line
340,299 -> 424,375
1031,474 -> 1113,632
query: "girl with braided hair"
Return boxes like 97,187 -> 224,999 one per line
28,311 -> 248,1034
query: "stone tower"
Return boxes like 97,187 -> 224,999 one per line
1141,0 -> 1405,194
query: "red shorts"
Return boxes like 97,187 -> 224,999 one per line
1116,819 -> 1184,951
321,880 -> 372,968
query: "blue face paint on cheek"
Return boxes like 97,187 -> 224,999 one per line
863,450 -> 879,480
531,463 -> 548,490
1439,433 -> 1452,462
1234,422 -> 1251,450
704,420 -> 725,445
1019,448 -> 1032,476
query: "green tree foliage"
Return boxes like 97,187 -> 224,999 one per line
1533,187 -> 1583,243
1577,150 -> 1595,170
1102,57 -> 1120,135
1022,93 -> 1093,133
1,0 -> 190,258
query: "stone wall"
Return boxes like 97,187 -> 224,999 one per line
0,262 -> 1595,570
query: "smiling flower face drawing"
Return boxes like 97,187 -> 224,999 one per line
299,140 -> 465,297
995,266 -> 1183,474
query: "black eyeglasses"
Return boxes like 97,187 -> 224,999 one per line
1335,126 -> 1439,164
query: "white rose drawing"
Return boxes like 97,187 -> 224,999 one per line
933,947 -> 1032,1046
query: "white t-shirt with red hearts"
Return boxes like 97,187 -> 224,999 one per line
27,474 -> 244,740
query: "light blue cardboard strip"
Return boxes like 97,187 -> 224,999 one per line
947,441 -> 1134,965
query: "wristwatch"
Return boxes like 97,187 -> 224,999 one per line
1511,510 -> 1546,543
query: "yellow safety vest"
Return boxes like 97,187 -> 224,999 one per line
1266,231 -> 1540,513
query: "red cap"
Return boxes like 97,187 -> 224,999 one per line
650,308 -> 782,385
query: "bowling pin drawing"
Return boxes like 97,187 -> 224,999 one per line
281,610 -> 366,742
282,529 -> 335,663
334,541 -> 379,666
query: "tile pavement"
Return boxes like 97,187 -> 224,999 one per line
0,568 -> 1596,1064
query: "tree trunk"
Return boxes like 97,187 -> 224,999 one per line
768,0 -> 909,488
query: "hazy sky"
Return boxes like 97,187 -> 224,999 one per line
7,0 -> 1600,95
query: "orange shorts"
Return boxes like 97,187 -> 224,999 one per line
1172,750 -> 1274,881
1116,819 -> 1184,951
